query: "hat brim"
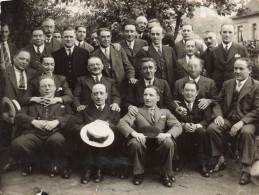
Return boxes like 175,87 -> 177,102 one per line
250,160 -> 259,177
80,123 -> 114,148
2,97 -> 21,119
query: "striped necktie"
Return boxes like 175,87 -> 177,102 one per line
1,43 -> 11,68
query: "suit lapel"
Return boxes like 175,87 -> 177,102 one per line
226,80 -> 236,109
215,44 -> 225,64
226,43 -> 237,63
49,103 -> 60,116
163,45 -> 170,68
9,67 -> 18,94
84,76 -> 95,90
198,76 -> 206,96
138,107 -> 153,125
35,103 -> 43,116
154,106 -> 164,125
97,48 -> 110,76
238,77 -> 253,102
149,45 -> 161,70
133,40 -> 141,57
53,74 -> 61,89
136,79 -> 146,100
122,40 -> 132,57
179,58 -> 188,72
110,46 -> 117,71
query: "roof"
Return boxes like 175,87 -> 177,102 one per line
232,0 -> 259,19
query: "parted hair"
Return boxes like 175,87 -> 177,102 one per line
182,80 -> 199,91
145,85 -> 160,96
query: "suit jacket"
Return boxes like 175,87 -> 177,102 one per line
15,102 -> 71,135
68,103 -> 120,134
0,42 -> 17,69
125,78 -> 177,113
177,56 -> 205,78
24,44 -> 53,71
90,45 -> 135,93
22,74 -> 73,105
177,100 -> 212,127
216,77 -> 259,124
135,44 -> 184,90
45,37 -> 62,52
1,66 -> 38,103
73,75 -> 121,109
53,46 -> 90,91
200,48 -> 211,71
175,40 -> 205,60
120,39 -> 148,78
78,41 -> 94,53
207,42 -> 248,90
118,106 -> 182,139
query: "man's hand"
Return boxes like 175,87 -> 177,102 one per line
175,106 -> 187,116
230,121 -> 244,136
30,97 -> 45,104
77,105 -> 86,112
128,105 -> 139,116
156,133 -> 171,143
43,120 -> 60,131
129,78 -> 138,84
42,97 -> 62,107
183,123 -> 196,133
214,116 -> 224,127
31,120 -> 47,131
131,132 -> 146,145
198,98 -> 212,110
110,103 -> 120,112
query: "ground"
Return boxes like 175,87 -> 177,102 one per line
1,157 -> 259,195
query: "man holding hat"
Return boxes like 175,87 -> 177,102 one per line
68,84 -> 121,184
118,85 -> 182,187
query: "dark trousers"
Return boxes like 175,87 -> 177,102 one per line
207,119 -> 256,165
128,137 -> 174,176
179,127 -> 210,163
10,132 -> 69,168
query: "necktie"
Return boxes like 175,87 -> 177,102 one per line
149,108 -> 155,124
98,106 -> 103,112
225,44 -> 228,52
187,103 -> 192,111
68,48 -> 72,58
19,71 -> 26,89
1,43 -> 11,68
236,81 -> 242,92
157,47 -> 162,56
78,42 -> 81,47
105,48 -> 109,60
95,76 -> 100,84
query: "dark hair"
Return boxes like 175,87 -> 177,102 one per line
182,80 -> 199,91
145,85 -> 160,96
40,54 -> 54,64
91,29 -> 98,34
62,26 -> 75,33
140,57 -> 156,67
148,18 -> 160,25
31,27 -> 44,35
235,57 -> 251,69
38,75 -> 55,86
123,19 -> 136,30
97,28 -> 111,36
75,25 -> 86,31
1,22 -> 9,29
14,49 -> 31,57
182,23 -> 194,31
185,39 -> 196,46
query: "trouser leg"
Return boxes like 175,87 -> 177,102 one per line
195,127 -> 210,162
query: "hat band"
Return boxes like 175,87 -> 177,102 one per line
87,131 -> 108,143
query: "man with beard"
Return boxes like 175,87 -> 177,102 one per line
75,26 -> 94,53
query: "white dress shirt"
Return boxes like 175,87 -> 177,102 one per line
100,46 -> 110,58
92,74 -> 102,83
189,76 -> 200,83
14,66 -> 27,90
33,44 -> 45,53
144,77 -> 155,87
222,42 -> 233,51
95,104 -> 105,111
65,46 -> 75,55
126,40 -> 135,50
236,77 -> 248,92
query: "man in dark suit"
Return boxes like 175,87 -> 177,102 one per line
207,58 -> 259,185
90,28 -> 137,94
0,23 -> 17,69
22,54 -> 73,106
207,23 -> 248,90
1,49 -> 37,104
200,30 -> 218,72
73,56 -> 120,112
118,85 -> 182,187
42,18 -> 62,52
53,31 -> 61,41
89,29 -> 100,50
75,26 -> 94,53
10,76 -> 71,178
176,80 -> 212,177
120,19 -> 148,78
24,27 -> 53,71
125,57 -> 177,115
136,26 -> 184,91
53,27 -> 90,91
67,84 -> 121,184
175,23 -> 205,60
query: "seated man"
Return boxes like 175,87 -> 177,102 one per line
176,80 -> 212,177
73,57 -> 120,112
10,76 -> 71,178
67,84 -> 121,184
125,57 -> 177,115
118,86 -> 182,187
207,58 -> 259,185
22,54 -> 73,106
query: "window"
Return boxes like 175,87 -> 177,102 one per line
252,23 -> 257,40
237,25 -> 243,42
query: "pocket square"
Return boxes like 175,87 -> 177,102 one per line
235,54 -> 241,58
57,87 -> 63,91
61,105 -> 65,108
161,115 -> 166,119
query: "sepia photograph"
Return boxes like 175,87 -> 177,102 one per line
0,0 -> 259,194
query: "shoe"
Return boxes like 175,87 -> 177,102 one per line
170,175 -> 176,182
200,164 -> 210,178
133,173 -> 144,185
173,160 -> 182,172
60,168 -> 71,179
212,162 -> 226,173
49,165 -> 59,178
160,173 -> 172,187
239,172 -> 251,185
93,168 -> 103,183
22,165 -> 32,176
81,169 -> 92,184
119,167 -> 130,179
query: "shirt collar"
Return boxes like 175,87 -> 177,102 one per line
45,35 -> 52,41
184,100 -> 194,108
126,40 -> 135,48
222,41 -> 233,50
1,41 -> 8,45
236,77 -> 248,87
33,44 -> 45,52
92,74 -> 102,80
144,77 -> 155,86
95,104 -> 105,110
100,46 -> 110,52
189,75 -> 200,83
75,39 -> 84,44
65,46 -> 75,53
13,66 -> 23,73
152,43 -> 162,51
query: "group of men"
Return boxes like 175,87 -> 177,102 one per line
0,15 -> 258,188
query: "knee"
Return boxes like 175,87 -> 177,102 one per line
129,138 -> 142,151
240,126 -> 254,137
47,133 -> 66,147
207,123 -> 217,134
196,127 -> 207,136
162,138 -> 174,150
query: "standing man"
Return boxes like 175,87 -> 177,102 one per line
90,28 -> 137,95
118,86 -> 182,187
73,57 -> 121,112
207,58 -> 259,185
42,18 -> 62,52
136,26 -> 183,91
200,30 -> 218,72
75,26 -> 94,53
53,31 -> 61,41
25,27 -> 53,71
175,23 -> 205,59
207,23 -> 248,90
53,27 -> 89,91
0,23 -> 17,69
89,29 -> 100,50
135,16 -> 148,40
120,19 -> 148,78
